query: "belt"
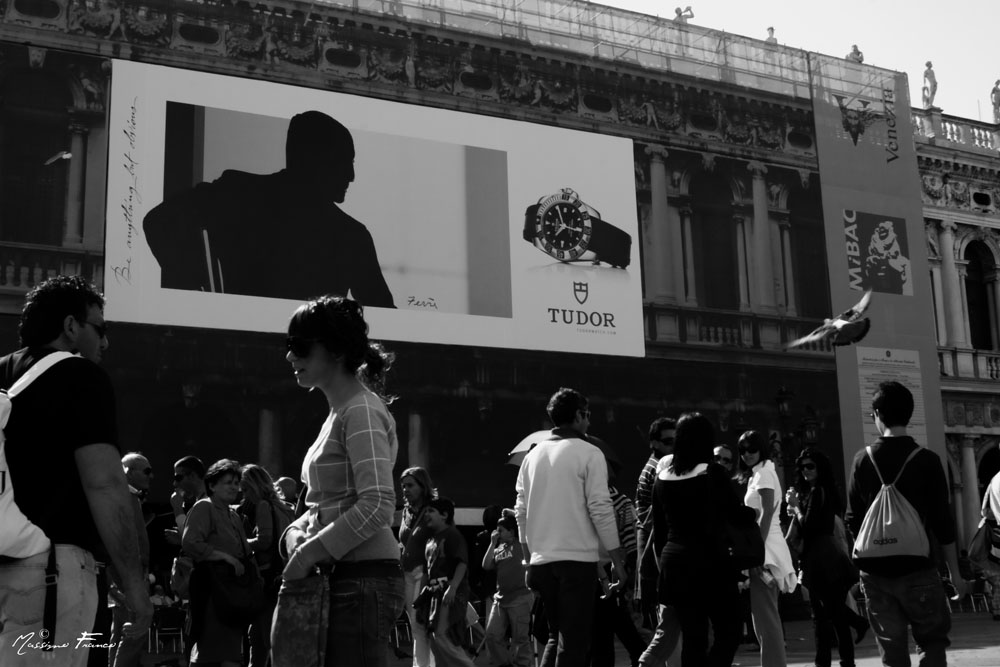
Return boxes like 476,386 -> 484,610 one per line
328,559 -> 402,580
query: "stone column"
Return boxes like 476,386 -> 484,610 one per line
930,265 -> 947,344
960,437 -> 981,548
679,205 -> 696,305
778,218 -> 797,316
959,264 -> 972,345
938,221 -> 968,347
62,120 -> 89,247
666,200 -> 685,304
987,272 -> 1000,349
748,161 -> 776,312
645,146 -> 674,302
734,213 -> 751,312
408,410 -> 430,470
257,408 -> 281,475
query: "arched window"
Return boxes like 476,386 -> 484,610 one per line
788,182 -> 830,320
690,173 -> 738,310
0,68 -> 72,246
963,240 -> 996,351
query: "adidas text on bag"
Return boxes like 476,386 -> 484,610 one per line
853,445 -> 930,560
0,351 -> 76,558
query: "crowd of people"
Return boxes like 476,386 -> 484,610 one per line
1,275 -> 998,667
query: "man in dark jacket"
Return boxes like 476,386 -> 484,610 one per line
143,110 -> 395,307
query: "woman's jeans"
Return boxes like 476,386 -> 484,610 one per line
326,561 -> 405,667
404,566 -> 434,667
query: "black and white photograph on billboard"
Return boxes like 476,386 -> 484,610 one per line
0,42 -> 109,314
843,209 -> 912,296
105,60 -> 642,356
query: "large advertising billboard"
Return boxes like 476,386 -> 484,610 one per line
106,60 -> 644,356
810,56 -> 944,472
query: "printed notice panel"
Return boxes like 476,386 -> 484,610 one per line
106,61 -> 643,356
856,347 -> 926,446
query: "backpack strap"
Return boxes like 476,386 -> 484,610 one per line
7,351 -> 76,398
865,444 -> 923,487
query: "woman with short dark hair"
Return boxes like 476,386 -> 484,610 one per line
639,412 -> 743,667
182,458 -> 252,667
275,295 -> 404,667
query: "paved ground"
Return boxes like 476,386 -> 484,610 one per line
142,610 -> 999,666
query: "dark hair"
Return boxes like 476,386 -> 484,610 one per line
648,417 -> 677,444
793,448 -> 842,515
19,276 -> 105,348
669,412 -> 714,474
400,466 -> 437,504
872,380 -> 913,428
427,497 -> 456,525
482,504 -> 502,531
736,430 -> 770,480
286,111 -> 354,173
496,513 -> 518,537
174,455 -> 206,479
546,387 -> 588,426
204,459 -> 241,496
288,295 -> 395,402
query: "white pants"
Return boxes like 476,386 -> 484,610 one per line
404,566 -> 434,667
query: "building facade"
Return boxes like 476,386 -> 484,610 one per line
0,0 -> 997,535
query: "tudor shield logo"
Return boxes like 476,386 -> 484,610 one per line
573,282 -> 589,305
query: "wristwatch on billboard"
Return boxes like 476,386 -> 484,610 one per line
522,188 -> 631,268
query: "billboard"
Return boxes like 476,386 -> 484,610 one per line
106,60 -> 644,356
810,56 -> 944,472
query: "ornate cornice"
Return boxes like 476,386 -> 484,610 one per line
1,0 -> 817,167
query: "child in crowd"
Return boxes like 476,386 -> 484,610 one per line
482,511 -> 532,667
421,497 -> 476,667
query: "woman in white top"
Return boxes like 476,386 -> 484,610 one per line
738,430 -> 796,667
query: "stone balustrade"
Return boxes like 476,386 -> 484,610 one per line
912,108 -> 999,153
0,241 -> 103,295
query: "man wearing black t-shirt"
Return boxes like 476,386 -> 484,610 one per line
0,276 -> 152,666
846,381 -> 967,667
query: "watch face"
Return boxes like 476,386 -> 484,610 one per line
534,192 -> 592,261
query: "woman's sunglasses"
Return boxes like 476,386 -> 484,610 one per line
285,336 -> 318,358
739,446 -> 759,455
799,462 -> 817,471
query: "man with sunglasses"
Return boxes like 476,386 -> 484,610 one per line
634,417 -> 676,629
0,276 -> 152,666
514,387 -> 625,667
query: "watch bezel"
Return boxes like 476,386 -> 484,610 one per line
533,190 -> 594,262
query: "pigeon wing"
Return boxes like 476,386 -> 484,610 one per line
836,289 -> 872,322
786,323 -> 832,349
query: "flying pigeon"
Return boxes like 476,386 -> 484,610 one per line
786,289 -> 872,349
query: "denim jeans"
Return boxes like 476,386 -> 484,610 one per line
860,568 -> 951,667
108,600 -> 145,667
637,604 -> 681,667
404,566 -> 434,667
0,545 -> 99,667
526,561 -> 597,667
325,565 -> 405,667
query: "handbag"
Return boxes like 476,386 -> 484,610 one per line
969,519 -> 999,565
721,505 -> 766,571
208,557 -> 265,626
271,573 -> 330,667
784,517 -> 803,556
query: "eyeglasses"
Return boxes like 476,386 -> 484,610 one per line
739,446 -> 759,455
141,468 -> 153,475
579,409 -> 591,419
286,336 -> 318,358
715,455 -> 733,464
84,320 -> 109,338
173,473 -> 187,482
799,462 -> 816,471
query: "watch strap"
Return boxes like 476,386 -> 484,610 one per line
523,205 -> 540,243
590,216 -> 632,268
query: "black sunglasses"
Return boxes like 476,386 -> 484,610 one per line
84,320 -> 109,338
173,473 -> 187,482
739,445 -> 759,454
286,336 -> 319,358
141,467 -> 153,475
799,462 -> 816,471
715,455 -> 733,464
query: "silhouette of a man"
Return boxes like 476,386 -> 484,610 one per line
144,110 -> 395,307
